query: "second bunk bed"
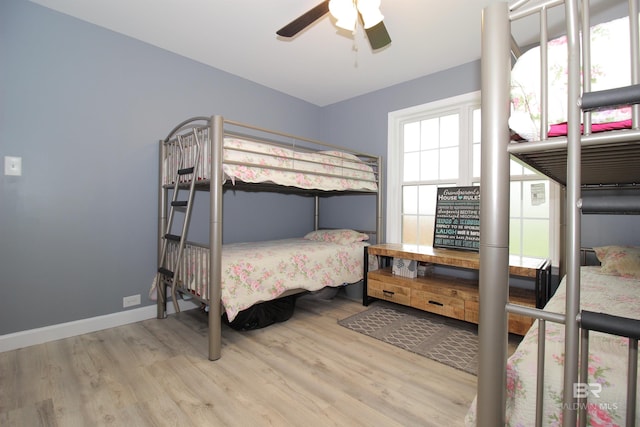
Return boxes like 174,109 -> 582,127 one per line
470,0 -> 640,426
155,116 -> 382,361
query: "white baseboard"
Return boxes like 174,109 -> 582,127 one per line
0,299 -> 198,353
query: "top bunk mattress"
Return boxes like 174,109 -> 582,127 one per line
222,138 -> 378,191
509,14 -> 633,141
163,135 -> 379,192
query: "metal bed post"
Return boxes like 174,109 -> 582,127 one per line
208,115 -> 224,361
559,186 -> 567,279
562,0 -> 582,424
582,1 -> 593,136
539,4 -> 549,140
157,140 -> 168,319
632,0 -> 640,128
376,156 -> 384,244
314,196 -> 320,231
477,2 -> 512,425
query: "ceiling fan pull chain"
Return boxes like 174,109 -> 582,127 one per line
352,30 -> 359,68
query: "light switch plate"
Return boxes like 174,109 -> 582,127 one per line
4,156 -> 22,176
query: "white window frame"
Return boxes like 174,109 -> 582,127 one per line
387,92 -> 560,264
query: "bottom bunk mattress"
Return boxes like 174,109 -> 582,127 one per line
165,229 -> 370,322
465,266 -> 640,426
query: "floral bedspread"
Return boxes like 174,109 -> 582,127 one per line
181,238 -> 368,322
465,267 -> 640,426
221,138 -> 378,191
509,15 -> 633,141
163,137 -> 378,191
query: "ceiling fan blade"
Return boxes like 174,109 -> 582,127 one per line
365,20 -> 391,50
276,1 -> 330,38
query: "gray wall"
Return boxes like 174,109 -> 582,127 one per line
0,0 -> 322,335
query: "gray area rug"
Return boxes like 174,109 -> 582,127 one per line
339,301 -> 480,375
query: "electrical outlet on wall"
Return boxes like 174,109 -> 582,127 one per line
123,294 -> 141,308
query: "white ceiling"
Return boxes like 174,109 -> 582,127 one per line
28,0 -> 505,106
27,0 -> 625,106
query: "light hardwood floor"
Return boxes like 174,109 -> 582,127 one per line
0,295 -> 478,427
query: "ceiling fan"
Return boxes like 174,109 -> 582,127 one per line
276,0 -> 391,50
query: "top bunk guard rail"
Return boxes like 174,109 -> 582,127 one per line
580,84 -> 640,111
161,116 -> 381,192
163,116 -> 380,164
222,118 -> 379,161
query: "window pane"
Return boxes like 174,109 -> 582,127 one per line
421,118 -> 439,150
440,114 -> 459,147
403,186 -> 418,214
402,215 -> 418,245
420,150 -> 439,180
472,109 -> 481,143
404,152 -> 420,182
439,147 -> 459,180
472,108 -> 481,178
510,181 -> 522,216
404,122 -> 420,152
418,215 -> 435,246
522,219 -> 549,258
509,218 -> 522,254
419,185 -> 438,215
473,143 -> 481,178
510,159 -> 524,176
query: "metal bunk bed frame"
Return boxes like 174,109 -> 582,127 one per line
156,115 -> 383,361
478,1 -> 640,425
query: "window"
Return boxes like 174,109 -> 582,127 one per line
509,161 -> 552,259
387,92 -> 558,262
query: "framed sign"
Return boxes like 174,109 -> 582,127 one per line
433,186 -> 480,251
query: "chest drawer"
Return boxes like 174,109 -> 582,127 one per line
367,277 -> 411,306
411,289 -> 465,320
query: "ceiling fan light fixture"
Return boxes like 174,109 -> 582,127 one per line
329,0 -> 358,31
356,0 -> 384,29
277,0 -> 390,50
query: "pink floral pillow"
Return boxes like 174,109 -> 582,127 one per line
593,245 -> 640,279
304,229 -> 369,245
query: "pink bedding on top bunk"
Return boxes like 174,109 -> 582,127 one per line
465,266 -> 640,426
179,231 -> 370,322
509,15 -> 634,141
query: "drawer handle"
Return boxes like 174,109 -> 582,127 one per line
383,290 -> 395,297
428,300 -> 444,307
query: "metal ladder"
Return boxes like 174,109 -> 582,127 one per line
156,130 -> 202,314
